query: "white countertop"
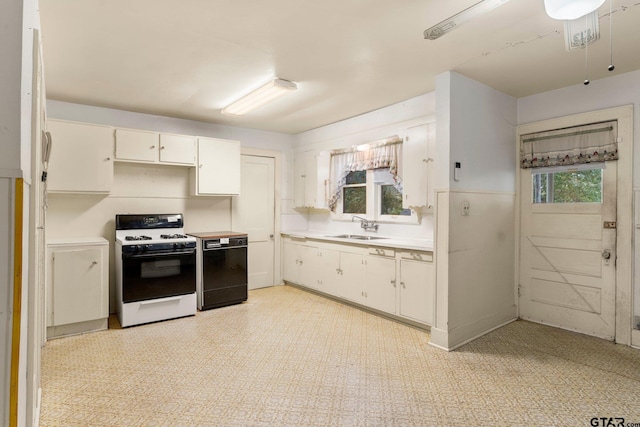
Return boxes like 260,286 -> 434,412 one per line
47,237 -> 109,246
282,230 -> 433,252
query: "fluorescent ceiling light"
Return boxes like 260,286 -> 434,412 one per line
544,0 -> 605,20
222,78 -> 297,116
423,0 -> 511,40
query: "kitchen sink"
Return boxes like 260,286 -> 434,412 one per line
327,234 -> 387,240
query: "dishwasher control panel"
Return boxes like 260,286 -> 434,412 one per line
204,236 -> 248,250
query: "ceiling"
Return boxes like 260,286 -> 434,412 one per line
39,0 -> 640,135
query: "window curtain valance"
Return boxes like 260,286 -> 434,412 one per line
520,120 -> 618,169
328,136 -> 403,211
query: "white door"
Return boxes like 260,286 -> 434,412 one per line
232,155 -> 275,290
519,163 -> 617,340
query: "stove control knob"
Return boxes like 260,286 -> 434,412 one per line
144,244 -> 152,251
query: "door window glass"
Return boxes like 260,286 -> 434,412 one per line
532,166 -> 603,204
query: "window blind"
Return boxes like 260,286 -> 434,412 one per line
520,120 -> 618,169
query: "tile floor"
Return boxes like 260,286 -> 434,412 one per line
40,285 -> 640,426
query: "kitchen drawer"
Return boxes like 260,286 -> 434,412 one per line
400,251 -> 433,262
369,247 -> 395,257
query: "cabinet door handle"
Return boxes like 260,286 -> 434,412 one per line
105,157 -> 111,161
401,282 -> 406,288
150,145 -> 156,149
160,146 -> 165,150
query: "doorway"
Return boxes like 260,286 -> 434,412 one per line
516,105 -> 633,345
232,152 -> 278,290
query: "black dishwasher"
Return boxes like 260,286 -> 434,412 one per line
197,235 -> 248,310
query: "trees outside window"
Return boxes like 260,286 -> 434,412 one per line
532,168 -> 602,204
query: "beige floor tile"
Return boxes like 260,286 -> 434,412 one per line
40,285 -> 640,426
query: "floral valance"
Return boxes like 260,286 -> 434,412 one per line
328,136 -> 403,211
520,120 -> 618,169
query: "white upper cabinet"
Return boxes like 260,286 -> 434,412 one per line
294,150 -> 330,209
114,128 -> 158,162
159,133 -> 196,165
115,128 -> 196,166
402,123 -> 436,209
191,137 -> 241,196
46,119 -> 114,193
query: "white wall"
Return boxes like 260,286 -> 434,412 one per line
0,0 -> 22,174
295,92 -> 436,148
449,74 -> 517,193
285,92 -> 437,239
431,72 -> 517,351
2,0 -> 40,424
518,70 -> 640,186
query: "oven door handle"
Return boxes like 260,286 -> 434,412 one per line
123,250 -> 195,259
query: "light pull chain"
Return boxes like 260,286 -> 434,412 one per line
608,0 -> 615,71
584,14 -> 590,85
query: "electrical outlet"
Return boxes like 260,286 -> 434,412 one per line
462,200 -> 470,216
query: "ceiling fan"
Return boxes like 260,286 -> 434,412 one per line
423,0 -> 605,40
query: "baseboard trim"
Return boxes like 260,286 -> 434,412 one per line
429,305 -> 517,351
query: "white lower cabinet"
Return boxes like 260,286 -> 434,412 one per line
282,237 -> 434,326
364,253 -> 397,314
399,251 -> 434,324
316,248 -> 341,295
46,238 -> 109,338
284,241 -> 341,294
283,240 -> 318,289
283,240 -> 304,284
299,245 -> 322,290
338,251 -> 365,302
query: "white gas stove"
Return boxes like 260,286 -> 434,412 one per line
115,214 -> 197,327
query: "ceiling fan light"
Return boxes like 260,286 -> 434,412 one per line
544,0 -> 605,20
222,78 -> 297,116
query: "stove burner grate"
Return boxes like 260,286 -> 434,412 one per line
160,234 -> 188,239
125,235 -> 152,241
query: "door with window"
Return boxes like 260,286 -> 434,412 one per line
519,121 -> 618,340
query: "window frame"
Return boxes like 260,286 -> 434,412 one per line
333,168 -> 419,224
530,162 -> 605,204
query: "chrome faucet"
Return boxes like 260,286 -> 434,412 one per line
352,215 -> 378,231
